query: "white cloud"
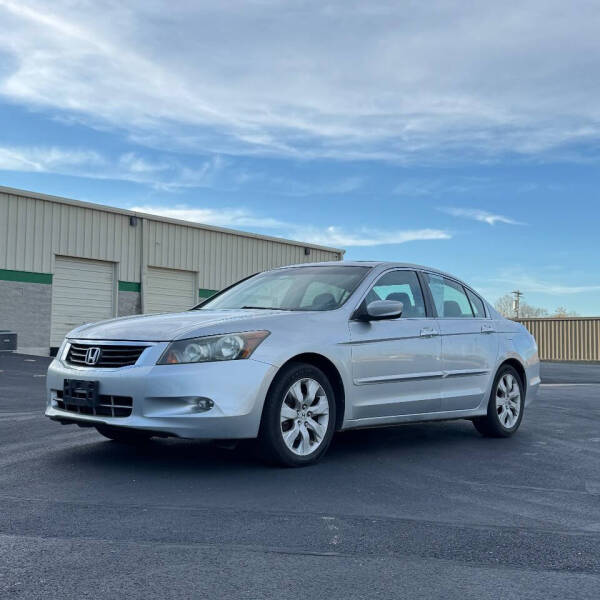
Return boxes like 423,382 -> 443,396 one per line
0,143 -> 369,196
291,226 -> 451,247
490,271 -> 600,295
440,207 -> 524,225
1,1 -> 600,162
130,204 -> 452,248
0,144 -> 224,190
0,146 -> 104,172
118,152 -> 168,174
130,205 -> 286,230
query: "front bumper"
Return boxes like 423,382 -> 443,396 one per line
45,343 -> 278,439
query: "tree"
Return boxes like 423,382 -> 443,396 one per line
494,294 -> 514,317
518,302 -> 549,318
551,306 -> 579,317
493,294 -> 548,318
494,295 -> 578,318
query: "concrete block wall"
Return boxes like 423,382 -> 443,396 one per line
118,291 -> 141,317
0,281 -> 143,356
0,280 -> 52,356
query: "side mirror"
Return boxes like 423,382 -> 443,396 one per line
358,299 -> 403,321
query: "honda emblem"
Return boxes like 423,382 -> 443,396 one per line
84,347 -> 101,366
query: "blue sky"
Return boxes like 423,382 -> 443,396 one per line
0,1 -> 599,314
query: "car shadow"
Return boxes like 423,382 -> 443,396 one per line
53,418 -> 492,477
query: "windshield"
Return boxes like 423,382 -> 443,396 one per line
196,266 -> 371,311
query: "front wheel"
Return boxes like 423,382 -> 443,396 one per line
95,424 -> 153,444
258,362 -> 336,467
473,365 -> 524,438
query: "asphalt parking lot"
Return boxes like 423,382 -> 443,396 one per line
1,355 -> 599,599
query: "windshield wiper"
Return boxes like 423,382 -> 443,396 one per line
241,306 -> 286,310
242,305 -> 275,310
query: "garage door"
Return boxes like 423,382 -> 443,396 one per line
50,256 -> 116,347
145,267 -> 197,314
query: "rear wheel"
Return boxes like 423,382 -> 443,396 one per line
473,365 -> 524,438
258,362 -> 336,467
95,424 -> 153,444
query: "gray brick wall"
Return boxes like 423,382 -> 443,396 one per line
0,280 -> 51,355
118,291 -> 141,317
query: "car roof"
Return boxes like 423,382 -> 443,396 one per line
276,260 -> 451,277
275,260 -> 490,296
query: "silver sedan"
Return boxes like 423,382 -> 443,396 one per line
46,262 -> 540,466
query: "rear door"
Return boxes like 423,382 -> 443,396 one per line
349,269 -> 442,419
423,273 -> 498,411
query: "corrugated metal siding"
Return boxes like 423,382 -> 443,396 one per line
0,191 -> 141,281
516,318 -> 600,361
143,218 -> 338,291
0,191 -> 341,288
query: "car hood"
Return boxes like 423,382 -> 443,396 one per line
66,309 -> 293,341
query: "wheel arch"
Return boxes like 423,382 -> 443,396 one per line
268,353 -> 346,430
498,357 -> 527,396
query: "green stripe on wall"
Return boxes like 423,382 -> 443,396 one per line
118,281 -> 141,292
0,269 -> 52,284
0,271 -> 216,298
199,288 -> 217,298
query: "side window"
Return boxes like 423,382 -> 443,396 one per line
426,274 -> 474,318
466,289 -> 486,318
368,270 -> 426,318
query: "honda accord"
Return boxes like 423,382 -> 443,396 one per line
46,262 -> 540,466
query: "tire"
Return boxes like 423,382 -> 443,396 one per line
473,365 -> 525,438
258,362 -> 336,467
95,424 -> 153,444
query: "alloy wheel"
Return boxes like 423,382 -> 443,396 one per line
280,378 -> 330,456
495,373 -> 521,429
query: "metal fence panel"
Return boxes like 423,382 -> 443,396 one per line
516,318 -> 600,361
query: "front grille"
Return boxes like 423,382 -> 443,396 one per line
56,390 -> 133,418
66,343 -> 146,368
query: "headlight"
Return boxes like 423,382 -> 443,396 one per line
158,331 -> 270,365
57,339 -> 70,363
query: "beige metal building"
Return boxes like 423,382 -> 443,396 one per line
0,186 -> 344,355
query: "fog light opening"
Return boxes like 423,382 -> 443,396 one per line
193,397 -> 214,412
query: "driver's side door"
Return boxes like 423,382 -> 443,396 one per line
348,269 -> 442,420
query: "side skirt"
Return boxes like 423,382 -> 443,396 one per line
341,407 -> 488,430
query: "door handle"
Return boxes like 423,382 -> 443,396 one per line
420,327 -> 438,337
481,324 -> 495,333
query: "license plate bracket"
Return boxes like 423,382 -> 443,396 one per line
63,379 -> 100,407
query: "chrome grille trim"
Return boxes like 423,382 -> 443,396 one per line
66,343 -> 147,368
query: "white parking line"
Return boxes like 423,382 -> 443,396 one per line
541,383 -> 600,387
0,411 -> 40,418
0,413 -> 40,422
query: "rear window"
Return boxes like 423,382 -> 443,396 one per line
425,274 -> 474,318
466,289 -> 486,318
